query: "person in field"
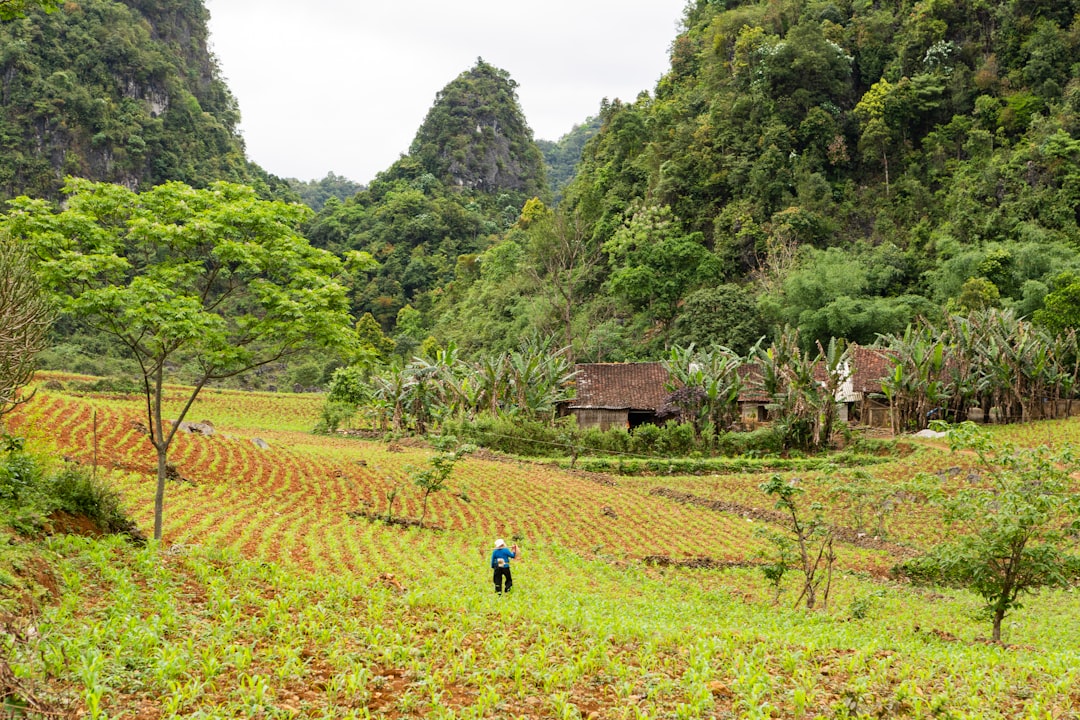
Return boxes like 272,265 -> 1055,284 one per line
490,538 -> 518,594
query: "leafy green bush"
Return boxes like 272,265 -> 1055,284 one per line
630,424 -> 661,454
716,427 -> 785,456
327,365 -> 370,405
68,376 -> 142,395
0,436 -> 40,502
577,426 -> 632,455
315,401 -> 357,434
0,437 -> 136,537
287,361 -> 324,391
443,414 -> 568,456
45,465 -> 130,534
655,423 -> 696,457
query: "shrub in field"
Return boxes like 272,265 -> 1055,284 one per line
897,421 -> 1080,642
578,425 -> 633,456
754,525 -> 795,603
630,423 -> 661,454
654,422 -> 696,457
0,435 -> 40,503
45,465 -> 132,536
406,438 -> 475,528
444,415 -> 567,456
716,427 -> 785,457
0,437 -> 135,538
315,402 -> 357,434
761,474 -> 835,610
67,376 -> 142,395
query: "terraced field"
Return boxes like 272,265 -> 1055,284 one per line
5,381 -> 1080,718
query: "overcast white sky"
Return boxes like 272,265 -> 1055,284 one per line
202,1 -> 687,184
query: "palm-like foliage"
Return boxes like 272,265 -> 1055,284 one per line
366,336 -> 576,433
881,309 -> 1080,430
755,327 -> 850,450
662,343 -> 744,434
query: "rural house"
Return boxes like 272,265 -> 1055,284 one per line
838,346 -> 895,427
565,362 -> 672,430
568,346 -> 897,431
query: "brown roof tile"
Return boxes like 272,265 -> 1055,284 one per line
569,363 -> 673,410
849,345 -> 896,394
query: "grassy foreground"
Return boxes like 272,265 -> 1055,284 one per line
2,380 -> 1080,718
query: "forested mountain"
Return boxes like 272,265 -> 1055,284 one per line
410,60 -> 548,198
305,59 -> 549,347
0,0 -> 282,199
7,0 -> 1080,367
420,0 -> 1080,359
287,172 -> 364,212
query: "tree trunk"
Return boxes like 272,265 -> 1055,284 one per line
991,605 -> 1005,643
152,366 -> 167,540
154,444 -> 168,540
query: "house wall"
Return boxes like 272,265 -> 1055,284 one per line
739,403 -> 769,423
572,408 -> 629,431
851,398 -> 891,428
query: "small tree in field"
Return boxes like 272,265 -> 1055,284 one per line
898,422 -> 1080,643
0,234 -> 53,431
760,474 -> 836,610
6,179 -> 354,540
407,437 -> 475,528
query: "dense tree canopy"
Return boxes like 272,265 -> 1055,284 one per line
8,0 -> 1080,366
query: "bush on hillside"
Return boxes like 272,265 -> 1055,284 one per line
45,465 -> 132,535
67,376 -> 142,395
0,436 -> 138,539
444,413 -> 795,460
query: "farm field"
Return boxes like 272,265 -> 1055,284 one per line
4,380 -> 1080,719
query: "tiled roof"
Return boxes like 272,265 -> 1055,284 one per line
569,363 -> 673,410
569,348 -> 898,411
849,345 -> 896,394
738,364 -> 770,403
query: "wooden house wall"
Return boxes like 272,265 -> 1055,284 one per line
572,408 -> 629,431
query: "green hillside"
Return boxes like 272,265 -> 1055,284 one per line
537,114 -> 601,201
6,0 -> 1080,367
321,0 -> 1080,360
0,0 -> 285,199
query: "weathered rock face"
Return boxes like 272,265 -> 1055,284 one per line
0,0 -> 252,200
408,59 -> 547,198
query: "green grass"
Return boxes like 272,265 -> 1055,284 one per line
12,533 -> 1079,719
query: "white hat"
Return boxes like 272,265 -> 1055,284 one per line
494,539 -> 506,548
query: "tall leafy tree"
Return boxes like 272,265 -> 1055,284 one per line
0,0 -> 58,20
6,179 -> 354,540
522,201 -> 603,360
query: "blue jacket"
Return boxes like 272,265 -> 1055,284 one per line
491,547 -> 515,569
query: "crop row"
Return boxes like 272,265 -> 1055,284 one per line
9,392 -> 906,577
16,534 -> 1080,719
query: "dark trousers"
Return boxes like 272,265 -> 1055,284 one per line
493,566 -> 512,593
